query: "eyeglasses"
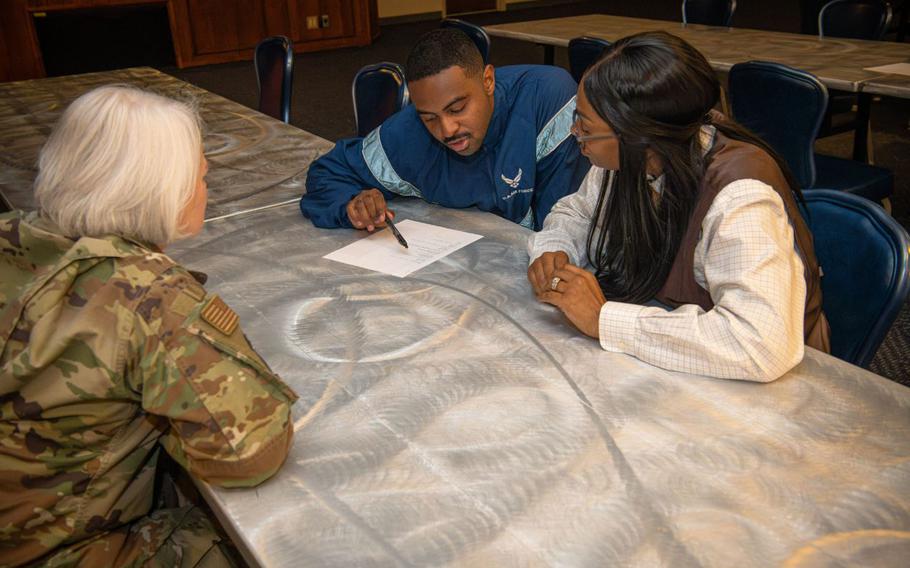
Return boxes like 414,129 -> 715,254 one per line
574,132 -> 619,143
572,110 -> 618,143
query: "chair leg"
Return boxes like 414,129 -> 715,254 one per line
866,119 -> 875,165
853,93 -> 873,163
541,44 -> 555,66
719,85 -> 731,116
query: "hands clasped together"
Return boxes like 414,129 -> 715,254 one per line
527,251 -> 607,339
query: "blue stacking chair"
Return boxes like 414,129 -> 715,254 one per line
568,37 -> 611,83
799,190 -> 910,367
352,62 -> 409,138
817,0 -> 893,162
728,60 -> 893,209
819,0 -> 892,39
441,18 -> 491,64
254,36 -> 294,123
682,0 -> 737,26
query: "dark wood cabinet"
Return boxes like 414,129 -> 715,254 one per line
298,0 -> 355,40
184,0 -> 269,55
1,0 -> 376,82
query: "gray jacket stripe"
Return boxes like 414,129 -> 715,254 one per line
535,96 -> 576,162
361,126 -> 423,198
519,207 -> 535,230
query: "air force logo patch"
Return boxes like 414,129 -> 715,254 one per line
501,168 -> 523,189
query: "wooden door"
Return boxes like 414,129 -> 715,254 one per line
288,0 -> 355,42
186,0 -> 267,55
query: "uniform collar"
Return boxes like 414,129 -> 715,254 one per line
478,80 -> 507,152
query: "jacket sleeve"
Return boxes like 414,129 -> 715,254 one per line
301,137 -> 391,229
530,68 -> 590,230
130,267 -> 298,488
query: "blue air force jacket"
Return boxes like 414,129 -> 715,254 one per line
300,65 -> 590,231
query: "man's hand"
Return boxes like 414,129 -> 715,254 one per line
347,189 -> 394,231
537,264 -> 606,339
527,251 -> 570,296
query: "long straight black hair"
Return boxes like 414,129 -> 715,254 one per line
582,31 -> 802,304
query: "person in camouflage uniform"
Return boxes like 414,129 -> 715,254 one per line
0,86 -> 297,567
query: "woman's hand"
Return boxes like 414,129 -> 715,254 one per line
527,251 -> 570,296
537,265 -> 606,339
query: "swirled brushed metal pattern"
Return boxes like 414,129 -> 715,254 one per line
0,67 -> 332,217
168,200 -> 910,567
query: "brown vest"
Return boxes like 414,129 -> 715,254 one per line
654,132 -> 831,353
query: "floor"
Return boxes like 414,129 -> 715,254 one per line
151,1 -> 907,386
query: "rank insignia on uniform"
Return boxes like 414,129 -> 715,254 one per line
201,296 -> 239,335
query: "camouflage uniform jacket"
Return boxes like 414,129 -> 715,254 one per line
0,211 -> 297,567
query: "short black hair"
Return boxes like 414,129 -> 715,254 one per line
406,29 -> 484,82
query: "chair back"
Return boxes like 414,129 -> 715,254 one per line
729,61 -> 828,189
819,0 -> 892,39
799,190 -> 910,367
568,36 -> 611,83
440,18 -> 491,63
353,62 -> 409,138
682,0 -> 737,26
255,36 -> 293,123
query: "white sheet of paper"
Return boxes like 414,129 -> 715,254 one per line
323,219 -> 483,278
863,62 -> 910,77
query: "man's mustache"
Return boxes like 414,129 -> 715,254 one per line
443,133 -> 469,144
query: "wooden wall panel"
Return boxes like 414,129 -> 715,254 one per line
28,0 -> 165,9
0,0 -> 45,81
263,0 -> 293,38
1,0 -> 374,80
186,0 -> 267,55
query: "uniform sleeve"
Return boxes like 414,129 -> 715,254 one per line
129,268 -> 298,488
598,180 -> 807,382
528,167 -> 608,266
300,137 -> 390,229
530,67 -> 590,230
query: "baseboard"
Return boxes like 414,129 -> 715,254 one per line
379,0 -> 583,26
506,0 -> 582,11
379,11 -> 443,26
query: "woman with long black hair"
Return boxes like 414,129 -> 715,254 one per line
528,31 -> 830,381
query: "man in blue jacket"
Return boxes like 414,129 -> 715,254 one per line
300,28 -> 589,232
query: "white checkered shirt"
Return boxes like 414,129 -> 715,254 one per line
528,164 -> 807,382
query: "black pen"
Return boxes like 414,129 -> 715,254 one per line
386,215 -> 409,248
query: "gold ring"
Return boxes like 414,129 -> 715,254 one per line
550,276 -> 561,291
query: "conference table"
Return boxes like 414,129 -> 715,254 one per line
168,199 -> 910,567
485,14 -> 910,163
484,14 -> 910,96
0,67 -> 332,219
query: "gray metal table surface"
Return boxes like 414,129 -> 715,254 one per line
0,67 -> 332,218
484,14 -> 910,96
167,200 -> 910,567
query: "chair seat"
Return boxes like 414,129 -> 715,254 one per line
813,153 -> 893,202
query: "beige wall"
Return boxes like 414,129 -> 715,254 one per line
378,0 -> 522,18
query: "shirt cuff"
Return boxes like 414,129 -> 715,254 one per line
598,301 -> 645,353
527,236 -> 580,266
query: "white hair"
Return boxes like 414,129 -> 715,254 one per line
34,85 -> 203,246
